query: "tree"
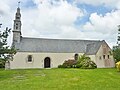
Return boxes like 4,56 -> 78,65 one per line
113,46 -> 120,62
117,25 -> 120,46
112,25 -> 120,62
0,27 -> 16,68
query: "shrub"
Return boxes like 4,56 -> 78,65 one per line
77,55 -> 97,69
76,63 -> 82,68
116,61 -> 120,71
58,65 -> 67,68
58,59 -> 77,68
58,55 -> 97,69
80,60 -> 97,69
0,59 -> 5,68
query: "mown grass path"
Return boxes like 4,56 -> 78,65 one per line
0,68 -> 120,90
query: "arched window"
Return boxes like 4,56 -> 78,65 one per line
74,54 -> 78,60
16,26 -> 18,29
16,24 -> 18,29
27,55 -> 32,62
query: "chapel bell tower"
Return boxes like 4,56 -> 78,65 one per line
13,4 -> 22,43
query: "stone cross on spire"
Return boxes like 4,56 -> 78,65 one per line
18,1 -> 21,8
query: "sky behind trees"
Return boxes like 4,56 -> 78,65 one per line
0,0 -> 120,47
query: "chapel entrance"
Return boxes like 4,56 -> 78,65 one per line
44,57 -> 51,68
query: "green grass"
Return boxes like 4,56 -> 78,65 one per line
0,68 -> 120,90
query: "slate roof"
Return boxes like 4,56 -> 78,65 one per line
14,37 -> 104,55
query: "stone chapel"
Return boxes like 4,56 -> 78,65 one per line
7,7 -> 115,69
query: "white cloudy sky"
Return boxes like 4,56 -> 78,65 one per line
0,0 -> 120,48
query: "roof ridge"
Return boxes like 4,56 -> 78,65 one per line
22,37 -> 102,42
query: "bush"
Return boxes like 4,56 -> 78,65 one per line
58,64 -> 67,68
63,59 -> 77,67
77,55 -> 97,69
76,63 -> 82,68
58,59 -> 77,68
80,60 -> 97,69
0,59 -> 5,68
116,61 -> 120,71
58,55 -> 97,69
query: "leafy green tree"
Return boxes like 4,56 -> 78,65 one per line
112,25 -> 120,63
0,27 -> 16,68
117,25 -> 120,46
112,46 -> 120,62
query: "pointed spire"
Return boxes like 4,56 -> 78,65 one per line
17,1 -> 21,12
13,2 -> 22,32
13,3 -> 22,43
16,7 -> 20,14
15,2 -> 21,20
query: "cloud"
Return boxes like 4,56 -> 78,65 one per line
22,0 -> 83,38
82,10 -> 120,47
0,0 -> 120,48
76,0 -> 120,9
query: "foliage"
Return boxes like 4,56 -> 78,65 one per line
116,61 -> 120,71
77,54 -> 90,63
58,64 -> 67,68
0,58 -> 5,68
79,59 -> 97,69
118,25 -> 120,42
77,55 -> 97,69
58,59 -> 77,68
0,27 -> 16,68
112,46 -> 120,62
58,54 -> 97,69
113,25 -> 120,62
76,63 -> 82,68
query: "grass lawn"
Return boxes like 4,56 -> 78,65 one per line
0,68 -> 120,90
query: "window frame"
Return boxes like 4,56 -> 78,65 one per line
74,54 -> 78,61
103,55 -> 105,59
16,17 -> 20,19
27,55 -> 33,63
16,26 -> 18,29
99,56 -> 102,60
108,55 -> 110,59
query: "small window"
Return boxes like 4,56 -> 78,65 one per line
28,55 -> 32,62
103,55 -> 105,59
99,56 -> 101,60
74,54 -> 78,60
16,17 -> 20,19
108,55 -> 109,59
16,26 -> 18,29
